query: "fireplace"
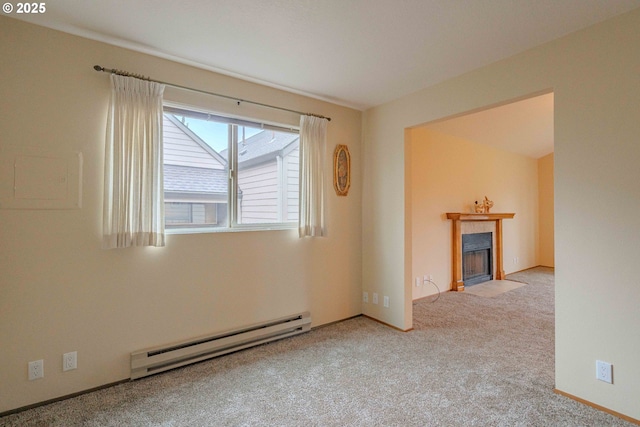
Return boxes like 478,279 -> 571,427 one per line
446,212 -> 515,291
462,232 -> 492,286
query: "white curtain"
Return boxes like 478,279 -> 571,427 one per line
103,74 -> 165,249
299,115 -> 328,237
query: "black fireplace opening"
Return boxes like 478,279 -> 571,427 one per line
462,232 -> 493,286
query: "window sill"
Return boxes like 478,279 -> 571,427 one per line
165,223 -> 297,235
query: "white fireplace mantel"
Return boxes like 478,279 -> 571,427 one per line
446,212 -> 515,292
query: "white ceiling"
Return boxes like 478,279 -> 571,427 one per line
9,0 -> 640,110
424,93 -> 555,159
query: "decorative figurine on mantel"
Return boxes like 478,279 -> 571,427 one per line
474,196 -> 494,213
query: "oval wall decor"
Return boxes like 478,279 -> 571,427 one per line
333,144 -> 351,196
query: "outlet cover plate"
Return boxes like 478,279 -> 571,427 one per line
596,360 -> 613,384
28,359 -> 44,380
63,351 -> 77,371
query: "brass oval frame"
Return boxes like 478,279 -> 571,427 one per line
333,144 -> 351,196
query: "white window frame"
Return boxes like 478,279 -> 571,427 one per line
163,104 -> 300,234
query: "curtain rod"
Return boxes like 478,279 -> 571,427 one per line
93,65 -> 331,122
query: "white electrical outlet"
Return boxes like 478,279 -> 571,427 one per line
373,293 -> 379,304
363,291 -> 368,303
383,296 -> 390,308
63,351 -> 77,371
415,277 -> 420,287
596,360 -> 613,384
28,359 -> 44,380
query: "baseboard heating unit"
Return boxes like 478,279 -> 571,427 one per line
130,312 -> 311,380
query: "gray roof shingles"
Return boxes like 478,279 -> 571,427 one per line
164,164 -> 227,194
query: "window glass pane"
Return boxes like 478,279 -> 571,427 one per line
236,127 -> 300,224
165,202 -> 221,227
163,112 -> 229,229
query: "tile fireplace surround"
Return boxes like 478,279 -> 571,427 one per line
446,213 -> 515,292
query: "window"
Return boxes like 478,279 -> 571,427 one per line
163,106 -> 299,232
165,202 -> 219,226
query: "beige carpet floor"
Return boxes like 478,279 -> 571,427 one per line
1,267 -> 634,426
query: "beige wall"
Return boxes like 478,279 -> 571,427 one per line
0,17 -> 362,412
538,153 -> 554,267
363,8 -> 640,420
408,128 -> 539,300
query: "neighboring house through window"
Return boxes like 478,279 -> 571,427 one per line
162,106 -> 299,231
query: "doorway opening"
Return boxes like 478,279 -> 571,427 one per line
407,91 -> 554,304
